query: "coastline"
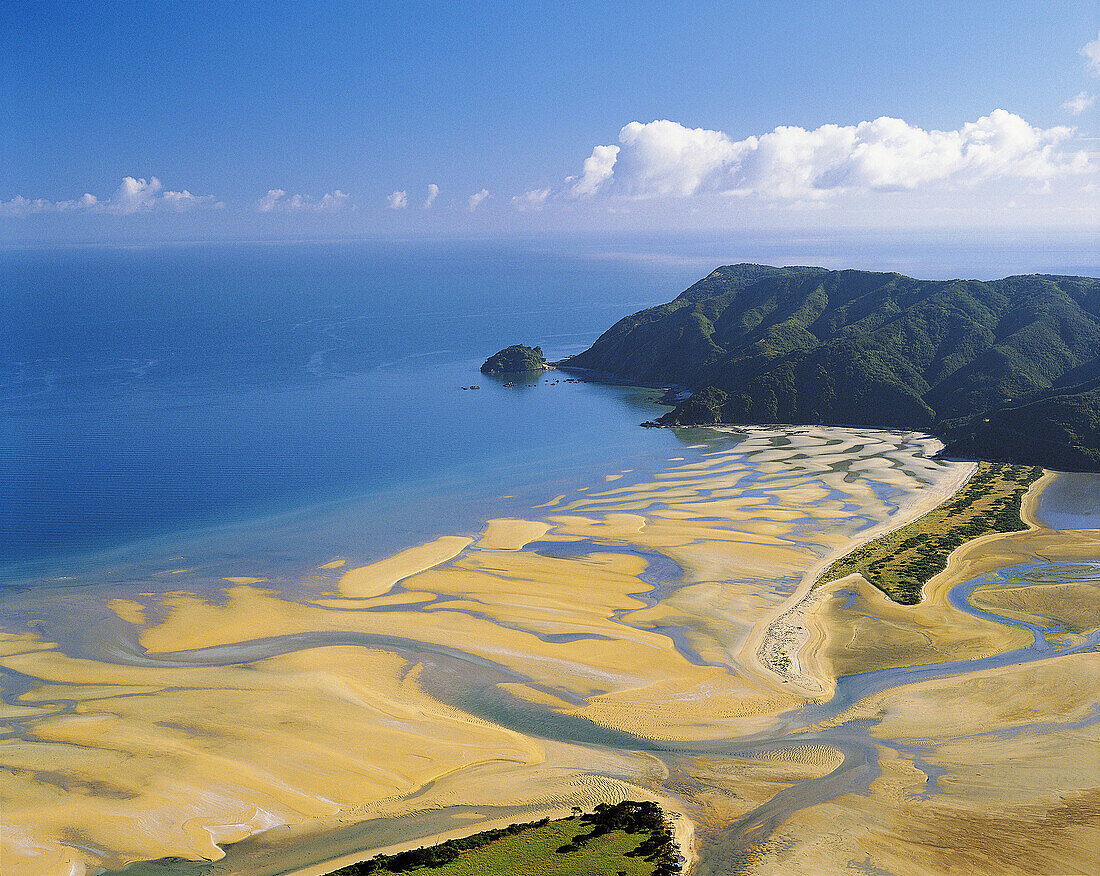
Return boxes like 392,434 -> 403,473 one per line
776,467 -> 1094,698
5,427 -> 1097,876
742,445 -> 979,698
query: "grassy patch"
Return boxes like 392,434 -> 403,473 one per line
816,462 -> 1043,604
328,801 -> 681,876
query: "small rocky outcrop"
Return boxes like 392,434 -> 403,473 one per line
480,344 -> 549,374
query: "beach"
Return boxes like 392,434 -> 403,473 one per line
5,2 -> 1100,867
2,426 -> 1097,875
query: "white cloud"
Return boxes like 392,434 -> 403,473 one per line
256,189 -> 351,213
107,177 -> 222,214
387,190 -> 408,209
0,196 -> 58,216
1083,30 -> 1100,75
111,176 -> 164,213
511,187 -> 551,210
1063,91 -> 1096,115
616,121 -> 737,196
423,183 -> 439,208
316,191 -> 350,211
60,193 -> 99,211
158,189 -> 222,212
0,178 -> 220,216
467,188 -> 490,211
256,189 -> 288,212
567,144 -> 619,197
0,194 -> 100,216
557,111 -> 1090,201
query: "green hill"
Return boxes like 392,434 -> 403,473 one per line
481,344 -> 549,374
563,265 -> 1100,470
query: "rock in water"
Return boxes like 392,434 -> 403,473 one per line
480,344 -> 549,374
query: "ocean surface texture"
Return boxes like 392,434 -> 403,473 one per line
5,236 -> 1098,586
2,240 -> 716,585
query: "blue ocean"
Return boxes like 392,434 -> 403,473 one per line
0,239 -> 715,587
3,235 -> 1096,588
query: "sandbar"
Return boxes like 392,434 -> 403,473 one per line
3,427 -> 1095,876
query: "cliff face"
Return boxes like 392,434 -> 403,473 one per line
563,264 -> 1100,470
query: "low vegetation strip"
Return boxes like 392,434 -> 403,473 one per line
816,462 -> 1043,604
326,801 -> 682,876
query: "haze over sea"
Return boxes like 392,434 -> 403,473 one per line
3,233 -> 1096,588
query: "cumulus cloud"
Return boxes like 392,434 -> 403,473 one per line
317,191 -> 351,211
0,196 -> 59,216
1063,91 -> 1096,115
111,176 -> 164,213
158,190 -> 218,211
467,188 -> 490,211
0,195 -> 97,216
423,183 -> 439,209
256,189 -> 351,213
567,144 -> 620,197
1,177 -> 220,216
58,193 -> 99,211
387,190 -> 408,209
557,110 -> 1089,201
256,189 -> 288,212
1083,30 -> 1100,75
511,187 -> 551,210
615,121 -> 738,196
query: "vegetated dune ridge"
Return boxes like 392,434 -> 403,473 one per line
1,428 -> 1096,876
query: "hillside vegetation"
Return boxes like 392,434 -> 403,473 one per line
816,462 -> 1042,603
563,264 -> 1100,470
481,344 -> 549,374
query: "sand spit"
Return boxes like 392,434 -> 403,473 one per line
745,455 -> 979,696
282,784 -> 697,876
2,427 -> 1096,876
797,469 -> 1098,685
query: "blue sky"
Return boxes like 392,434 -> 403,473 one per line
1,1 -> 1097,241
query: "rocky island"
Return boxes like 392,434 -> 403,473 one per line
480,343 -> 550,374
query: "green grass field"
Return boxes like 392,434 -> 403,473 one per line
328,801 -> 680,876
816,461 -> 1043,604
381,819 -> 655,876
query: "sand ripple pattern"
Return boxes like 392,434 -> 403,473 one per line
1,427 -> 1096,876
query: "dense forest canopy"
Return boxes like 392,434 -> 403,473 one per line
563,264 -> 1100,470
481,344 -> 549,374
